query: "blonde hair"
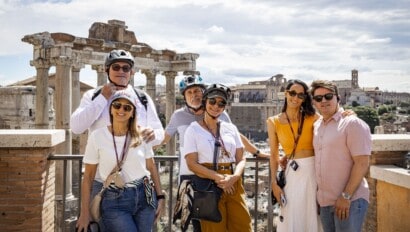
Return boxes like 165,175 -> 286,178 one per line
109,99 -> 143,147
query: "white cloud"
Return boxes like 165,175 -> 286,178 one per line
0,0 -> 409,92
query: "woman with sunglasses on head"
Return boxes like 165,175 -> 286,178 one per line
267,79 -> 322,232
184,84 -> 252,232
76,91 -> 163,232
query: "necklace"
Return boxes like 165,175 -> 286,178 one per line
111,125 -> 129,169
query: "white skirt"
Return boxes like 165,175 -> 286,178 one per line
277,156 -> 322,232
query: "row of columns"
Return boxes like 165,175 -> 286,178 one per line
32,59 -> 191,155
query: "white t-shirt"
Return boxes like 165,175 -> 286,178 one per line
183,121 -> 243,166
84,126 -> 153,183
165,106 -> 231,175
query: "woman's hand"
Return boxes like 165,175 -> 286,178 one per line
279,156 -> 288,170
271,183 -> 285,207
217,174 -> 238,194
75,213 -> 91,232
155,197 -> 166,222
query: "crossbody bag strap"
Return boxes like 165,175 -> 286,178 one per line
286,111 -> 306,160
212,121 -> 221,171
103,135 -> 131,188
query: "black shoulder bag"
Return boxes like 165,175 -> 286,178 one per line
271,112 -> 305,205
191,122 -> 223,222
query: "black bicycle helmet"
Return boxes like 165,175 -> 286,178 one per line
105,49 -> 135,68
203,83 -> 231,102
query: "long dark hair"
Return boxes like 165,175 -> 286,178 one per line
281,79 -> 316,116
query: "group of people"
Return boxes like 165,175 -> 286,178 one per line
73,48 -> 372,232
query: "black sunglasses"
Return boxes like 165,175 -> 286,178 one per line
287,90 -> 307,100
313,93 -> 335,102
208,98 -> 227,108
111,64 -> 131,72
111,101 -> 134,112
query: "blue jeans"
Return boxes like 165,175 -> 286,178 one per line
100,182 -> 157,232
320,198 -> 368,232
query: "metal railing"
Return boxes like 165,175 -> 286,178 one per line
48,154 -> 276,232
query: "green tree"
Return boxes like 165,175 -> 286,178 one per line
377,105 -> 388,115
353,106 -> 379,134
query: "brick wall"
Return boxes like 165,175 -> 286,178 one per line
0,147 -> 55,231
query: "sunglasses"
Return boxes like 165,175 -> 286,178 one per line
313,93 -> 335,102
111,64 -> 131,72
111,101 -> 134,112
287,90 -> 307,100
208,98 -> 227,108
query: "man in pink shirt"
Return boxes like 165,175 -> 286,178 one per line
311,80 -> 371,232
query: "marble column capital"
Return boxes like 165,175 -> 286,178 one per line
91,64 -> 106,73
31,59 -> 51,69
141,69 -> 159,77
51,56 -> 73,67
162,71 -> 178,79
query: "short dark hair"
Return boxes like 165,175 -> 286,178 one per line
310,80 -> 340,101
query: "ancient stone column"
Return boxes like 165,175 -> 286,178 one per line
92,64 -> 106,86
141,69 -> 158,100
32,59 -> 51,129
71,66 -> 82,155
163,71 -> 178,156
71,66 -> 83,200
53,56 -> 75,230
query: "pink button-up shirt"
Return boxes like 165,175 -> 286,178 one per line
313,109 -> 371,207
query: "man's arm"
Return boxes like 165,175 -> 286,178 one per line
70,89 -> 107,134
143,93 -> 164,146
334,155 -> 369,220
239,134 -> 270,158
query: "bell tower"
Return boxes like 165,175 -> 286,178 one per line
351,69 -> 359,89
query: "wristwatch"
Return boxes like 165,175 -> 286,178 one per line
341,192 -> 352,200
253,150 -> 260,157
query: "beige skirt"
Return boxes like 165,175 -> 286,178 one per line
277,156 -> 323,232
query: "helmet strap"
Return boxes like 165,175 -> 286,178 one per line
186,103 -> 203,113
108,76 -> 128,88
205,109 -> 218,120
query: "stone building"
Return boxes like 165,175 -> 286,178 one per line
229,74 -> 287,141
0,86 -> 54,129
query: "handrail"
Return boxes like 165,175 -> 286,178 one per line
48,154 -> 275,231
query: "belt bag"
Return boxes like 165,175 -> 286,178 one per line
90,168 -> 125,222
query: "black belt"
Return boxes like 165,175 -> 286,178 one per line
202,163 -> 234,171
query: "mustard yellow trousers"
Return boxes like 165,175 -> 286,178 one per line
200,176 -> 252,232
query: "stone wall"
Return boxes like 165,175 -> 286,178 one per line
365,134 -> 410,232
0,86 -> 55,129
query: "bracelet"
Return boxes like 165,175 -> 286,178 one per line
157,194 -> 165,200
253,149 -> 260,157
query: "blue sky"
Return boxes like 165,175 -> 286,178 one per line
0,0 -> 409,92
